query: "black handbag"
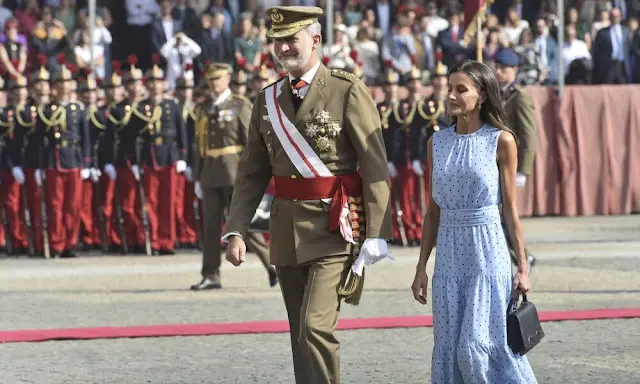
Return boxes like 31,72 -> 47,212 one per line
506,288 -> 545,355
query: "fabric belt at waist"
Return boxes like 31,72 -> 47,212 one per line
203,144 -> 244,158
440,205 -> 500,227
273,173 -> 362,232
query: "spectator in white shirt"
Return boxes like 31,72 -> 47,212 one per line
160,31 -> 201,89
562,24 -> 591,78
74,30 -> 106,78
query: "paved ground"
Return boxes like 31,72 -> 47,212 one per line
1,215 -> 640,383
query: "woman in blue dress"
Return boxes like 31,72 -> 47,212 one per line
410,60 -> 538,383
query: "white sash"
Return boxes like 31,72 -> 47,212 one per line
264,80 -> 355,244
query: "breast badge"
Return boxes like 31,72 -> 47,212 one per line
304,110 -> 341,152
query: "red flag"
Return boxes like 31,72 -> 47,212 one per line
464,0 -> 484,30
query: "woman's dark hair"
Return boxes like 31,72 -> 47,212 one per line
447,59 -> 516,141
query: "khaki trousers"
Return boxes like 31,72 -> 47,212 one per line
276,255 -> 350,384
201,186 -> 271,279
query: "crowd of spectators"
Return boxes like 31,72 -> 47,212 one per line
0,0 -> 639,90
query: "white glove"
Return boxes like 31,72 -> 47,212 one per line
185,166 -> 193,182
81,168 -> 91,180
131,165 -> 140,181
352,238 -> 395,276
176,160 -> 187,174
412,159 -> 424,176
90,168 -> 101,183
34,169 -> 42,186
104,163 -> 117,181
194,181 -> 203,200
387,162 -> 398,178
11,167 -> 25,185
516,172 -> 527,188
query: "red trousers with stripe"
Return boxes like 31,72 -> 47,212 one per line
142,165 -> 177,250
79,179 -> 95,246
44,169 -> 82,253
175,176 -> 198,245
24,168 -> 44,253
116,166 -> 144,248
0,171 -> 28,249
394,165 -> 423,242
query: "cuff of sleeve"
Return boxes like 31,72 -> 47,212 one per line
221,232 -> 243,243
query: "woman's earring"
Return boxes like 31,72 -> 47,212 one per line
478,103 -> 482,110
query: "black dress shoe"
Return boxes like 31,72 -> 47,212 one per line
268,267 -> 278,287
159,249 -> 176,256
60,249 -> 77,258
190,278 -> 222,291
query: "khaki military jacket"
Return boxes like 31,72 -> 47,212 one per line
193,92 -> 252,188
224,64 -> 393,266
502,84 -> 538,176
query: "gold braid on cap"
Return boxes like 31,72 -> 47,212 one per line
271,18 -> 316,30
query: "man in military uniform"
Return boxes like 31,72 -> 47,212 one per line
231,58 -> 249,98
0,76 -> 28,255
36,65 -> 91,258
138,58 -> 188,255
116,55 -> 148,254
249,63 -> 276,102
21,58 -> 50,256
394,63 -> 424,246
377,62 -> 408,246
77,74 -> 105,250
494,47 -> 538,270
223,7 -> 393,384
410,59 -> 448,217
190,63 -> 277,291
174,72 -> 199,249
100,62 -> 126,253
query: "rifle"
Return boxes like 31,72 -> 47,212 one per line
136,163 -> 152,256
93,140 -> 109,253
112,131 -> 128,254
21,183 -> 35,256
392,180 -> 408,246
39,168 -> 51,259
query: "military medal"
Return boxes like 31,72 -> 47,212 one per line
305,122 -> 319,138
314,136 -> 331,152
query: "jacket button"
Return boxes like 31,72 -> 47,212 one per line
290,175 -> 296,179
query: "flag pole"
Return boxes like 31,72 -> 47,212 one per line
476,14 -> 483,62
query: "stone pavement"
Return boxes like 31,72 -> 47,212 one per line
1,215 -> 640,383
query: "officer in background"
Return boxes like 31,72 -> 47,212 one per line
190,63 -> 277,291
231,58 -> 249,98
493,47 -> 538,270
37,64 -> 91,258
174,71 -> 199,249
138,56 -> 188,255
249,63 -> 275,102
410,59 -> 448,217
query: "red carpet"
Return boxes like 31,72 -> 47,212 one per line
1,308 -> 639,344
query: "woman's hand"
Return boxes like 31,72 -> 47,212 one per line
411,268 -> 429,305
513,271 -> 531,295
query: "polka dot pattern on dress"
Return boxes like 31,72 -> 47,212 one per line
429,124 -> 538,384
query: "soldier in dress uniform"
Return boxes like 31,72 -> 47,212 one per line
174,70 -> 199,249
137,57 -> 188,255
36,64 -> 91,258
22,59 -> 50,256
409,59 -> 449,218
0,76 -> 28,255
190,62 -> 277,291
231,58 -> 249,97
100,62 -> 126,253
223,7 -> 393,384
378,62 -> 407,245
249,63 -> 276,102
77,74 -> 108,251
392,64 -> 423,246
116,55 -> 148,254
494,48 -> 538,270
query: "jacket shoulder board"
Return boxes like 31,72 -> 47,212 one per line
330,69 -> 357,83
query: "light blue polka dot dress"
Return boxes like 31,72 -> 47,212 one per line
430,124 -> 537,384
